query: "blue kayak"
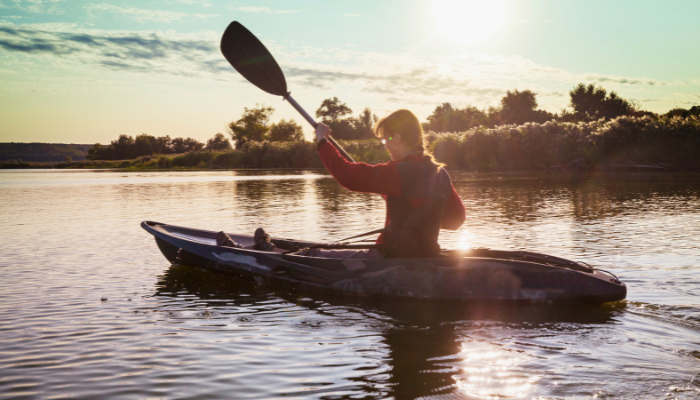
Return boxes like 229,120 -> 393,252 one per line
141,221 -> 627,304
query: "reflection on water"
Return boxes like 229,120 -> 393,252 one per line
1,170 -> 699,399
155,264 -> 626,399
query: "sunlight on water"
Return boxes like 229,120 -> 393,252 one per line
457,343 -> 538,399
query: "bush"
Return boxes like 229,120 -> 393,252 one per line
427,115 -> 700,171
171,151 -> 214,168
336,139 -> 389,163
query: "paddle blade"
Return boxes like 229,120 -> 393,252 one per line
220,21 -> 288,97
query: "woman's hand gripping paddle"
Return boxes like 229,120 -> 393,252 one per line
220,21 -> 355,162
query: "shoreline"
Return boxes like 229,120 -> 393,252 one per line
1,164 -> 692,174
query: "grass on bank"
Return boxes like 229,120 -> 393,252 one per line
0,140 -> 390,170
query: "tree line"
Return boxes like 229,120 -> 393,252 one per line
85,82 -> 698,161
86,133 -> 231,160
227,98 -> 378,148
423,83 -> 646,133
225,82 -> 694,144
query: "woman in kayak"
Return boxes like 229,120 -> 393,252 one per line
220,109 -> 465,258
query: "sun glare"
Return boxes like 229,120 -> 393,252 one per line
433,0 -> 505,46
457,229 -> 474,249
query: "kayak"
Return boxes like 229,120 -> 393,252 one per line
141,221 -> 627,304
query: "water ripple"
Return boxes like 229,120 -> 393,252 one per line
1,170 -> 699,399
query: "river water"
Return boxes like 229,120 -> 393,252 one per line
1,169 -> 699,399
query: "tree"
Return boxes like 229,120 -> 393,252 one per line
664,105 -> 700,119
205,133 -> 232,150
171,137 -> 204,153
569,83 -> 635,121
315,97 -> 371,140
133,134 -> 155,158
316,97 -> 352,123
486,106 -> 503,128
86,143 -> 106,160
499,89 -> 554,125
427,102 -> 460,132
500,89 -> 537,123
426,103 -> 488,132
171,138 -> 185,153
460,106 -> 490,129
111,134 -> 135,160
85,134 -> 196,160
350,108 -> 378,139
269,119 -> 305,142
153,135 -> 171,154
228,104 -> 274,148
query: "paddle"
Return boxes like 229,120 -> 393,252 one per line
220,21 -> 355,163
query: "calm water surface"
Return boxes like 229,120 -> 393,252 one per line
1,169 -> 699,399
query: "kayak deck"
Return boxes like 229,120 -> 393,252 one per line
141,221 -> 627,304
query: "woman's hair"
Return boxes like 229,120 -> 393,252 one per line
374,109 -> 443,172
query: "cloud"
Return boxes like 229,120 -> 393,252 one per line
0,24 -> 224,80
228,5 -> 300,14
0,25 -> 510,103
0,67 -> 20,74
10,0 -> 66,14
2,23 -> 693,113
586,75 -> 664,86
86,3 -> 188,23
284,64 -> 503,101
284,66 -> 368,89
541,91 -> 565,97
13,22 -> 77,31
166,0 -> 212,6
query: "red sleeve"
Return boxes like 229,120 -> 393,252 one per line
441,186 -> 466,230
318,140 -> 401,197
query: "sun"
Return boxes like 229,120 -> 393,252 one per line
432,0 -> 506,46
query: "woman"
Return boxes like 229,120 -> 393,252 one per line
222,109 -> 465,258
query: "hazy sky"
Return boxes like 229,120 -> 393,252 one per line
1,0 -> 699,144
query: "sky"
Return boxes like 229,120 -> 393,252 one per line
1,0 -> 699,144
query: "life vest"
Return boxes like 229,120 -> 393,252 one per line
379,158 -> 452,258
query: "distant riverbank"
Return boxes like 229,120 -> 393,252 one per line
0,140 -> 387,171
0,142 -> 91,163
4,115 -> 699,171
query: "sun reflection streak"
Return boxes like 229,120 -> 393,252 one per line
454,343 -> 539,399
457,229 -> 474,249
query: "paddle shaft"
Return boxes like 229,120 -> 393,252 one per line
284,94 -> 355,163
